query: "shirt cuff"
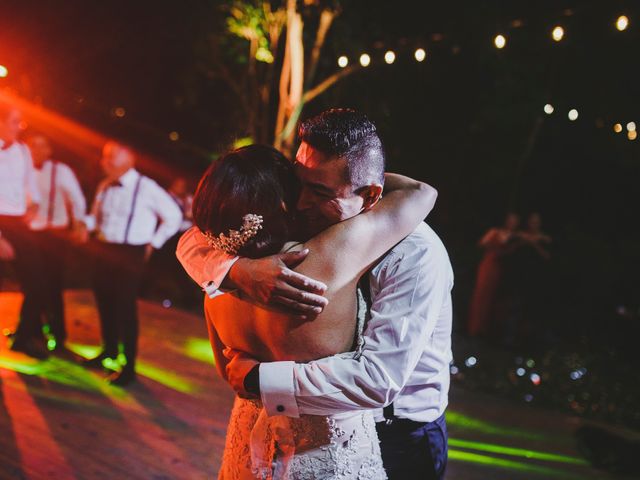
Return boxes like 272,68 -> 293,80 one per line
202,256 -> 240,298
150,235 -> 165,249
83,215 -> 96,231
259,361 -> 299,418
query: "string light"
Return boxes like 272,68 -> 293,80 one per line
616,15 -> 629,32
494,34 -> 507,49
628,130 -> 637,141
544,104 -> 554,114
169,131 -> 179,141
384,51 -> 396,64
626,121 -> 636,132
568,109 -> 578,121
414,48 -> 426,62
359,53 -> 371,67
552,26 -> 565,42
337,56 -> 348,68
0,65 -> 7,78
113,107 -> 126,118
614,123 -> 623,133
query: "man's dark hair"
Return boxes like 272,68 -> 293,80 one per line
192,144 -> 299,258
298,108 -> 385,187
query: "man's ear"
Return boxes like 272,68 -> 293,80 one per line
358,184 -> 384,211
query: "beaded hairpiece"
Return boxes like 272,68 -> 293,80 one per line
203,214 -> 263,256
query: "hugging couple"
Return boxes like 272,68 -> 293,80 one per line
177,108 -> 453,480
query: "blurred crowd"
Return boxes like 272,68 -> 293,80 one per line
0,100 -> 195,386
466,212 -> 553,347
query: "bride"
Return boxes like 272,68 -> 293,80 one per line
192,144 -> 436,479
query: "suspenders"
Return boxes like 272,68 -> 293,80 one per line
98,173 -> 144,244
123,175 -> 143,244
46,162 -> 57,227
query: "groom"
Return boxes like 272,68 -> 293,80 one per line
177,109 -> 453,480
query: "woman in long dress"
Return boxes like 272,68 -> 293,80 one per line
467,212 -> 521,337
192,145 -> 437,479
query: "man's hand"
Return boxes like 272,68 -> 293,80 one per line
0,237 -> 15,261
23,203 -> 39,225
227,249 -> 328,318
144,244 -> 155,262
224,348 -> 259,399
70,221 -> 89,244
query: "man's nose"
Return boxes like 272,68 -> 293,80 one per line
297,188 -> 313,211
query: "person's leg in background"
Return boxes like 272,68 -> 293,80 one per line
108,245 -> 145,385
4,220 -> 49,359
84,241 -> 119,367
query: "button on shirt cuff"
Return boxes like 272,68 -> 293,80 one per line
259,361 -> 299,417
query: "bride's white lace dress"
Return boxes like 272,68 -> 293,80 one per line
218,291 -> 386,480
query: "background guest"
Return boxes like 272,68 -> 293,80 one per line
0,101 -> 47,359
76,141 -> 181,385
466,212 -> 520,338
26,133 -> 87,357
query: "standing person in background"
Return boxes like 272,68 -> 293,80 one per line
75,141 -> 181,385
168,177 -> 193,233
0,101 -> 48,359
467,212 -> 521,338
26,133 -> 87,357
517,212 -> 553,346
141,176 -> 196,307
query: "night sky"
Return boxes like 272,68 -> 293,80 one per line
2,0 -> 639,319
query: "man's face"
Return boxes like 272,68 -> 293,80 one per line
295,142 -> 365,235
27,135 -> 52,168
0,108 -> 22,143
100,142 -> 133,180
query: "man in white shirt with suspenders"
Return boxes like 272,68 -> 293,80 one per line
26,133 -> 87,356
0,101 -> 50,359
77,141 -> 181,386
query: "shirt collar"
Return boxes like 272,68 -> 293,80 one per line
118,168 -> 139,186
0,139 -> 14,151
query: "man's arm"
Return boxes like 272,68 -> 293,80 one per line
176,226 -> 328,313
241,232 -> 453,417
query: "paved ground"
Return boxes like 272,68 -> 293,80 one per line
0,290 -> 626,479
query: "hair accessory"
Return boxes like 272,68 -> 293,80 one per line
204,214 -> 263,256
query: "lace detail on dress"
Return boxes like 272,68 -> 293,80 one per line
219,398 -> 386,479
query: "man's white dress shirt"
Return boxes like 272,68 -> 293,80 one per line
0,141 -> 41,216
30,160 -> 86,231
176,222 -> 454,423
86,168 -> 182,248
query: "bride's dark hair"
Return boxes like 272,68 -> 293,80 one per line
192,144 -> 299,258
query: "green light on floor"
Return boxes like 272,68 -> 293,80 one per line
449,438 -> 588,465
102,357 -> 121,371
447,410 -> 545,440
449,449 -> 582,479
67,343 -> 102,359
0,357 -> 45,375
184,337 -> 214,364
136,361 -> 198,394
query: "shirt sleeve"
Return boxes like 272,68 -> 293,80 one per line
259,241 -> 453,417
176,226 -> 239,294
148,179 -> 182,249
22,146 -> 41,205
60,164 -> 87,222
84,181 -> 108,231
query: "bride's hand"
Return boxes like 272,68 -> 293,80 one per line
224,347 -> 260,399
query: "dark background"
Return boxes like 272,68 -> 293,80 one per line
1,0 -> 639,426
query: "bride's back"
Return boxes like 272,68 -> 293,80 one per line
204,251 -> 359,362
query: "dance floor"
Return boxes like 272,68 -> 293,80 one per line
0,290 -> 618,479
